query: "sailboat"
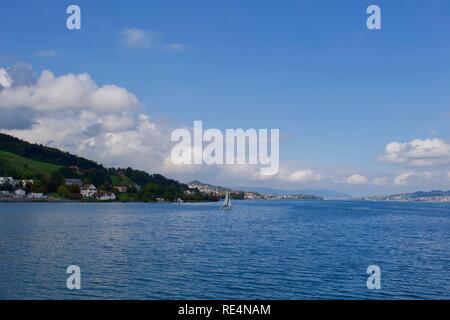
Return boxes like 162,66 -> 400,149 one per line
220,191 -> 232,210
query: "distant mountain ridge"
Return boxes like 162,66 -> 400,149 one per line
406,190 -> 450,197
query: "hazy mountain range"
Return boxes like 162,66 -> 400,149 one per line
362,190 -> 450,202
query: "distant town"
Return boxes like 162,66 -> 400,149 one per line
1,176 -> 118,202
361,190 -> 450,203
187,181 -> 323,201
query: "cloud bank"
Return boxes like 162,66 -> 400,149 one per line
0,70 -> 139,113
346,174 -> 368,185
379,138 -> 450,167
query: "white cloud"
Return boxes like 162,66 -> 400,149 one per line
288,169 -> 321,182
0,70 -> 139,113
394,172 -> 415,185
121,28 -> 187,51
0,68 -> 13,88
101,114 -> 136,132
394,171 -> 442,186
121,28 -> 153,48
379,138 -> 450,166
346,174 -> 368,184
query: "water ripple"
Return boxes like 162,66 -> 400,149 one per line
1,201 -> 450,299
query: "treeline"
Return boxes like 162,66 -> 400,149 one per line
0,133 -> 219,202
1,163 -> 219,202
110,168 -> 183,189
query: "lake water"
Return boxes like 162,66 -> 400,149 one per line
0,200 -> 450,300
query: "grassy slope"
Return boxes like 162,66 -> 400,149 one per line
0,150 -> 62,178
110,174 -> 133,186
1,150 -> 135,186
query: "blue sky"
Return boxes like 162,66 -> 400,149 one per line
1,0 -> 450,195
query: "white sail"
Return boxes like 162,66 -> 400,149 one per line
223,192 -> 229,206
222,191 -> 232,207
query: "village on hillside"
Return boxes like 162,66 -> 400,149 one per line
0,176 -> 119,201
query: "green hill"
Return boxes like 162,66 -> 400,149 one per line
0,150 -> 62,179
0,133 -> 218,202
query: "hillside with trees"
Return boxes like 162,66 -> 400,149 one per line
0,133 -> 218,202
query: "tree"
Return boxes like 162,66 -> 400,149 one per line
47,172 -> 65,193
68,184 -> 80,194
57,185 -> 80,199
31,181 -> 47,193
22,171 -> 34,179
57,185 -> 70,198
57,166 -> 80,179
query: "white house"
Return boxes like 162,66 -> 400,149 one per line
0,177 -> 13,184
114,186 -> 127,193
0,177 -> 19,187
21,179 -> 34,187
97,192 -> 116,201
80,184 -> 97,198
1,178 -> 34,189
14,189 -> 26,197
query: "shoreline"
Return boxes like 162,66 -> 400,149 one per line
0,197 -> 220,204
2,199 -> 449,204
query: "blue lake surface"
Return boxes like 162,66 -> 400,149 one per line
0,200 -> 450,299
